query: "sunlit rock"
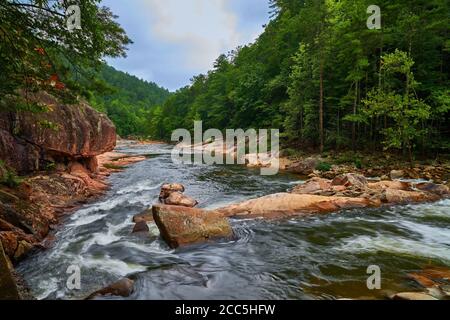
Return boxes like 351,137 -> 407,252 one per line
152,205 -> 233,249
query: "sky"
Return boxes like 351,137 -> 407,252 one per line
102,0 -> 271,91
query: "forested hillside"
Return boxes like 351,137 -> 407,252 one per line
89,65 -> 171,138
150,0 -> 449,160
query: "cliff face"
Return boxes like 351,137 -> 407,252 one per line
0,92 -> 116,174
0,92 -> 117,270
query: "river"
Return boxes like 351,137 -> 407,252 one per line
17,142 -> 450,300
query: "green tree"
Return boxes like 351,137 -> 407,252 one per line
363,50 -> 431,165
0,0 -> 132,107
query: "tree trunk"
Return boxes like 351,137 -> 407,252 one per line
319,60 -> 324,154
352,80 -> 358,151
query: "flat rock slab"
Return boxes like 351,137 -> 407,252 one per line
216,193 -> 377,219
152,205 -> 233,249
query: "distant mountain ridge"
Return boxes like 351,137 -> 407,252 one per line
90,65 -> 171,138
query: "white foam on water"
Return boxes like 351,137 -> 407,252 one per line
35,278 -> 59,300
120,240 -> 174,255
148,223 -> 161,237
338,235 -> 450,263
81,221 -> 133,252
116,182 -> 160,195
80,256 -> 147,276
402,199 -> 450,219
288,180 -> 306,185
70,195 -> 128,218
397,220 -> 450,245
67,213 -> 108,227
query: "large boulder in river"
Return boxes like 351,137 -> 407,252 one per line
152,205 -> 233,249
0,92 -> 116,173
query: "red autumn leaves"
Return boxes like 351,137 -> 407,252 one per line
34,47 -> 65,90
49,74 -> 65,90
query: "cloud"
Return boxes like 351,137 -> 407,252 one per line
103,0 -> 270,90
143,0 -> 241,70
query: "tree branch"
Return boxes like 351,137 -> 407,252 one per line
8,2 -> 65,17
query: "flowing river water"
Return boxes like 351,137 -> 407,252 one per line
17,142 -> 450,300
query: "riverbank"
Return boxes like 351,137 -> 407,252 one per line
175,139 -> 450,184
0,141 -> 151,299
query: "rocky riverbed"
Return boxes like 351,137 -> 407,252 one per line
9,142 -> 449,301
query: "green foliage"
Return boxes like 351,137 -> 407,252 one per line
0,161 -> 22,188
315,162 -> 332,172
0,0 -> 132,103
147,0 -> 449,158
362,50 -> 431,162
45,162 -> 56,172
38,120 -> 59,132
88,65 -> 171,138
354,158 -> 363,169
103,163 -> 125,170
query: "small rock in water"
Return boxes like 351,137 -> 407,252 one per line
132,221 -> 149,234
158,183 -> 199,207
132,209 -> 154,223
159,183 -> 185,201
390,170 -> 405,180
86,278 -> 135,300
164,192 -> 198,208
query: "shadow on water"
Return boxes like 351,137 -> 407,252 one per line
17,143 -> 450,300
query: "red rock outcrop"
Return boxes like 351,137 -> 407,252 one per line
0,92 -> 122,263
0,92 -> 116,174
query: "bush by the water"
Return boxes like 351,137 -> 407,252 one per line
0,161 -> 23,188
316,162 -> 332,172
